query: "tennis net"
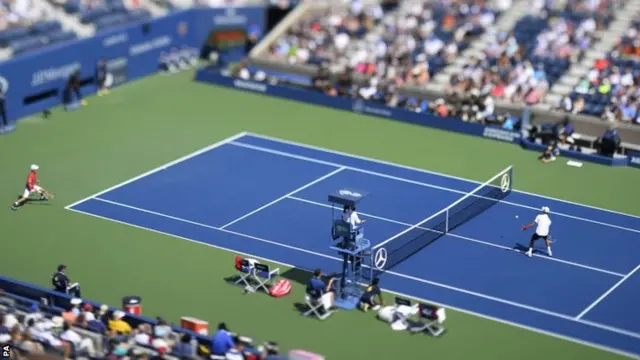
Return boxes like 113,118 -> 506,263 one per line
366,166 -> 513,279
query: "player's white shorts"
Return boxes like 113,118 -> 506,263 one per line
23,185 -> 42,198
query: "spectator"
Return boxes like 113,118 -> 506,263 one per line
0,313 -> 10,343
134,323 -> 152,345
261,341 -> 285,360
80,303 -> 95,322
172,333 -> 193,359
211,322 -> 234,356
2,308 -> 18,329
86,308 -> 107,335
61,303 -> 78,325
225,335 -> 247,360
59,321 -> 97,357
18,332 -> 45,355
24,304 -> 43,325
108,311 -> 132,335
98,304 -> 110,325
154,317 -> 172,339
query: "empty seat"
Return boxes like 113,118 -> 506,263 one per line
0,27 -> 30,47
32,20 -> 62,34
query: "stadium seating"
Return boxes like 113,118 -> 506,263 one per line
0,275 -> 296,359
270,0 -> 503,88
564,16 -> 640,122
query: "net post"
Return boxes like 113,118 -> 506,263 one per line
445,209 -> 449,233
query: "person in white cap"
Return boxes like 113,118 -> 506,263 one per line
521,206 -> 553,257
11,164 -> 53,211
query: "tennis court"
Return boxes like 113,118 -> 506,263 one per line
64,131 -> 640,357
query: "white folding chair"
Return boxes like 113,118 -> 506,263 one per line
234,260 -> 279,293
250,263 -> 279,293
409,303 -> 447,337
234,259 -> 255,292
303,293 -> 332,320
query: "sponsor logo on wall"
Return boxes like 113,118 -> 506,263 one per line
213,7 -> 248,26
482,127 -> 521,143
31,62 -> 81,87
352,99 -> 392,117
103,33 -> 129,48
233,79 -> 266,93
129,36 -> 173,57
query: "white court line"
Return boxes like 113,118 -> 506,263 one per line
287,196 -> 625,277
576,264 -> 640,320
230,141 -> 640,234
244,132 -> 640,220
64,132 -> 249,209
219,167 -> 345,229
64,206 -> 640,360
81,197 -> 640,344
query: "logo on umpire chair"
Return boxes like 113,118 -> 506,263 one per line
339,189 -> 362,198
374,248 -> 388,270
500,173 -> 510,193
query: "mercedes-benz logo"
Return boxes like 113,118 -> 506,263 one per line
500,173 -> 510,193
374,248 -> 388,270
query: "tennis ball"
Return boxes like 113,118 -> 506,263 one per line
515,215 -> 519,219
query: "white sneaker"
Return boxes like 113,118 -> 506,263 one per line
548,249 -> 553,257
526,251 -> 532,258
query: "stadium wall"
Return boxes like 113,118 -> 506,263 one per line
0,7 -> 265,122
195,69 -> 639,168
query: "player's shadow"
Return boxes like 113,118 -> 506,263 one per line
513,243 -> 544,255
25,198 -> 51,206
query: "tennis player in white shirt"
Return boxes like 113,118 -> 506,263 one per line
342,205 -> 365,228
522,206 -> 553,257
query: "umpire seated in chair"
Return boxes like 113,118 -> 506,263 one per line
52,264 -> 82,297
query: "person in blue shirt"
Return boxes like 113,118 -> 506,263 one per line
597,126 -> 621,157
359,278 -> 384,312
306,269 -> 335,311
211,322 -> 234,356
555,117 -> 574,144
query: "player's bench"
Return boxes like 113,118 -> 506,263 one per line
377,296 -> 446,337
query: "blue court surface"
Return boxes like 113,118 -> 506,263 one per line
66,132 -> 640,358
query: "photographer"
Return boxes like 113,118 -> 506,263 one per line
64,69 -> 87,107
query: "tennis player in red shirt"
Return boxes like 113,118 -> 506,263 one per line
11,164 -> 53,211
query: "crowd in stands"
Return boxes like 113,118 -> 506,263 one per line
269,0 -> 506,92
0,287 -> 288,360
449,0 -> 614,109
561,15 -> 640,124
0,0 -> 49,31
